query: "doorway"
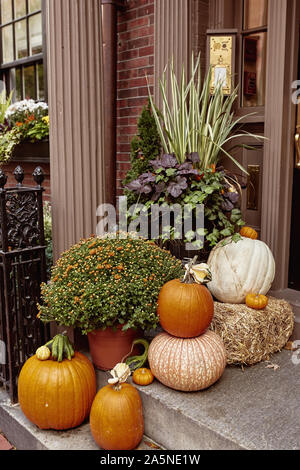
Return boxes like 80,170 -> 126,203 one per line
288,32 -> 300,291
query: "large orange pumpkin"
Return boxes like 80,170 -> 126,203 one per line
157,261 -> 214,338
148,330 -> 226,391
90,382 -> 144,450
18,334 -> 96,430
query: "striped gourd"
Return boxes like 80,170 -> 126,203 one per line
148,331 -> 226,392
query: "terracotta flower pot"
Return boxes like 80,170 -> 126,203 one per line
87,325 -> 142,370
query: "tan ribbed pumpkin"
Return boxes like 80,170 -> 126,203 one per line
148,330 -> 226,392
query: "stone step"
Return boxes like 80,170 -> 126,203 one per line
0,388 -> 163,450
97,348 -> 300,450
270,288 -> 300,339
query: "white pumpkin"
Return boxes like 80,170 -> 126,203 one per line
207,236 -> 275,303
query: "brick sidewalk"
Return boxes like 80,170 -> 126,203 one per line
0,431 -> 14,450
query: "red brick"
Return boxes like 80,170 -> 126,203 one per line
126,16 -> 149,30
139,45 -> 154,57
137,4 -> 154,17
118,9 -> 137,24
118,88 -> 138,99
127,37 -> 150,51
117,56 -> 149,71
118,48 -> 139,62
126,0 -> 150,9
137,65 -> 154,77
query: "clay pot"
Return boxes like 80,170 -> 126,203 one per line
87,325 -> 142,370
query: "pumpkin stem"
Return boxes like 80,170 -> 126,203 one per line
181,255 -> 198,284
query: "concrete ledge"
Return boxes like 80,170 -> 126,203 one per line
97,349 -> 300,450
0,389 -> 163,450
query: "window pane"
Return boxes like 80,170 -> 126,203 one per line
15,67 -> 22,100
1,0 -> 13,23
243,0 -> 268,30
15,19 -> 27,59
28,0 -> 41,12
37,62 -> 44,100
29,13 -> 42,55
24,64 -> 35,99
14,0 -> 26,19
2,24 -> 14,63
242,32 -> 267,107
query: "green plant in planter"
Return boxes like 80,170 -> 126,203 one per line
0,89 -> 13,124
37,235 -> 184,334
123,100 -> 161,206
125,154 -> 244,249
0,100 -> 49,164
148,52 -> 265,172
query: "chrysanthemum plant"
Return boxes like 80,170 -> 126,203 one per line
38,235 -> 184,334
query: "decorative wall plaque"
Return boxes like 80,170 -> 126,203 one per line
207,30 -> 237,96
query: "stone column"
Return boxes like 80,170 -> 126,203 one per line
46,0 -> 106,261
154,0 -> 192,108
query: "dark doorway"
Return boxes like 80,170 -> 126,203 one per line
288,32 -> 300,290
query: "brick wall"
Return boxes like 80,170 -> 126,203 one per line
116,0 -> 155,195
1,161 -> 51,202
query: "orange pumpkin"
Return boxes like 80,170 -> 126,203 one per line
240,226 -> 258,239
245,293 -> 268,310
157,260 -> 214,338
90,382 -> 144,450
18,334 -> 96,430
132,368 -> 154,386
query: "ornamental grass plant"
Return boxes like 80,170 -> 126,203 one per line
148,53 -> 265,172
38,235 -> 184,334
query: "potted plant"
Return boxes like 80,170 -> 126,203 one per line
37,234 -> 184,370
0,99 -> 49,165
124,53 -> 265,259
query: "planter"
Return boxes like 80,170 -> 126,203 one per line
11,141 -> 49,164
87,325 -> 142,370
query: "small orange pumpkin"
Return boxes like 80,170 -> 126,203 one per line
245,293 -> 268,310
240,226 -> 258,239
132,368 -> 154,386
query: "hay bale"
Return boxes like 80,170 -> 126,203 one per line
209,297 -> 294,366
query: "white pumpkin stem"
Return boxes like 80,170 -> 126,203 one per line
182,255 -> 198,284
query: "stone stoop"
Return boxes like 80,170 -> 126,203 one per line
97,349 -> 300,450
0,388 -> 163,451
1,348 -> 299,451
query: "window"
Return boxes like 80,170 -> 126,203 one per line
241,0 -> 268,108
0,0 -> 45,101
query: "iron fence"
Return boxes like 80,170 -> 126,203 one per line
0,165 -> 50,402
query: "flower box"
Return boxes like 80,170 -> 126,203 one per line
10,141 -> 49,164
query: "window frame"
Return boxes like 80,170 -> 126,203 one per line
0,0 -> 47,101
233,0 -> 268,122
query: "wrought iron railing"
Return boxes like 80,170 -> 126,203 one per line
0,166 -> 50,402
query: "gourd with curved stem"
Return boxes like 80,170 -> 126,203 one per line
123,338 -> 150,371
